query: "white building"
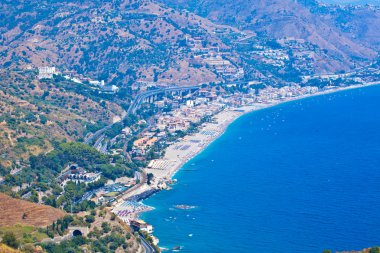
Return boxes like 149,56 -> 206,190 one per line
38,67 -> 57,79
89,80 -> 105,86
101,85 -> 119,93
186,100 -> 195,107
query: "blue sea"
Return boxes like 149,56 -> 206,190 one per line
142,85 -> 380,253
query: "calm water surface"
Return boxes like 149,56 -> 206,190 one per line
142,85 -> 380,253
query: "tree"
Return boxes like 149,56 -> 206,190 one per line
147,173 -> 154,185
2,232 -> 19,249
40,115 -> 48,124
101,222 -> 111,233
85,215 -> 95,223
322,250 -> 332,253
29,189 -> 39,203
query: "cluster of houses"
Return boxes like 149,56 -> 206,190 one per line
37,67 -> 119,93
156,102 -> 222,132
57,164 -> 102,187
257,85 -> 319,102
184,34 -> 244,81
132,136 -> 159,157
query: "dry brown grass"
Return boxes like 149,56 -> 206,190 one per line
0,244 -> 20,253
0,193 -> 65,227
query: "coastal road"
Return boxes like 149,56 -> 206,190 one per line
127,85 -> 200,115
84,85 -> 200,147
139,234 -> 156,253
114,171 -> 148,203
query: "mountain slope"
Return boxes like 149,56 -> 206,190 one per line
0,69 -> 125,166
0,0 -> 235,86
158,0 -> 379,71
0,192 -> 65,227
316,4 -> 380,51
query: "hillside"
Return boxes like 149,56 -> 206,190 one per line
0,244 -> 20,253
0,193 -> 65,227
0,0 -> 231,86
0,69 -> 125,166
158,0 -> 380,72
2,0 -> 374,87
314,4 -> 380,51
1,0 -> 380,166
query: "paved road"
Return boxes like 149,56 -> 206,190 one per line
139,234 -> 156,253
127,85 -> 200,115
85,85 -> 200,146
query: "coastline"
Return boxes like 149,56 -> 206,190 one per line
143,81 -> 380,184
112,81 -> 380,243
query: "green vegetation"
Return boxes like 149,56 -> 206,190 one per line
42,215 -> 87,238
104,122 -> 123,139
29,142 -> 130,180
0,225 -> 48,246
96,164 -> 133,180
57,182 -> 97,212
85,215 -> 95,224
1,232 -> 19,249
140,230 -> 161,252
41,215 -> 134,253
0,142 -> 134,211
147,173 -> 154,185
1,210 -> 142,253
42,236 -> 87,253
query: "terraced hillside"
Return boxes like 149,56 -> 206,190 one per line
0,193 -> 65,227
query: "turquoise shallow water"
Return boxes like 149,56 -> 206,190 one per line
142,85 -> 380,253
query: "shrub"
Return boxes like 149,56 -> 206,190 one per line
2,232 -> 19,249
85,215 -> 95,223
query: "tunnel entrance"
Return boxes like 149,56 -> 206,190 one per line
72,230 -> 82,237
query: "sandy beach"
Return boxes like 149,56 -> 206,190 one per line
144,81 -> 380,185
113,81 -> 380,223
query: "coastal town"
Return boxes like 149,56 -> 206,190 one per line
1,59 -> 379,251
0,49 -> 378,252
2,0 -> 380,251
45,69 -> 380,250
